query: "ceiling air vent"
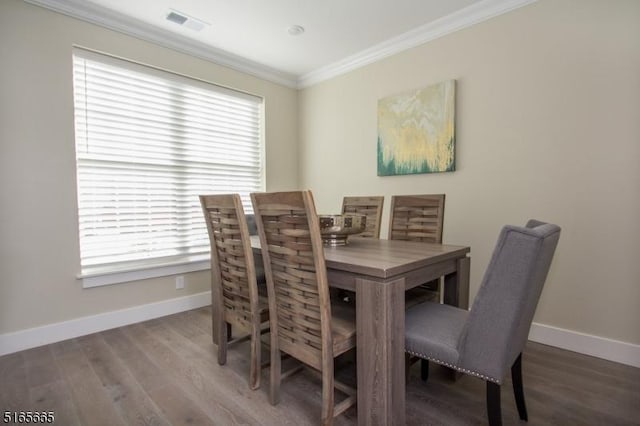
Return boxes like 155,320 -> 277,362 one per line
165,9 -> 209,32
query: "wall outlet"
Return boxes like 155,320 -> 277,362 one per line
175,275 -> 185,290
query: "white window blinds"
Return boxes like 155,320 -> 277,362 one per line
72,48 -> 264,276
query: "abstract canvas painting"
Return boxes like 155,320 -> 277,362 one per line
377,80 -> 455,176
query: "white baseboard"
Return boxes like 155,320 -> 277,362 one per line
2,297 -> 638,369
529,322 -> 640,368
0,291 -> 211,356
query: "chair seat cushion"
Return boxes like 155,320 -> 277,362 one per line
405,302 -> 468,366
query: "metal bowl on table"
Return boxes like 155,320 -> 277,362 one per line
319,214 -> 366,246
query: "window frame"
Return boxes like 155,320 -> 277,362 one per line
71,47 -> 266,288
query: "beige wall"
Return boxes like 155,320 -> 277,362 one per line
299,0 -> 640,344
0,0 -> 298,333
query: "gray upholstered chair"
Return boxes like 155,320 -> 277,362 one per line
405,220 -> 561,426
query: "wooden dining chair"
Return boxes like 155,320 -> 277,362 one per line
251,190 -> 357,426
388,194 -> 445,243
405,220 -> 561,426
341,196 -> 384,239
199,194 -> 269,390
389,194 -> 445,303
389,194 -> 446,377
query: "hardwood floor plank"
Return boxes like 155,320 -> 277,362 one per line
49,338 -> 83,357
192,306 -> 214,334
161,311 -> 217,352
29,380 -> 81,426
145,384 -> 218,426
522,344 -> 639,424
100,327 -> 171,393
0,352 -> 29,413
144,318 -> 315,426
54,342 -> 128,426
77,333 -> 172,426
122,322 -> 260,425
100,327 -> 215,426
524,365 -> 638,424
164,311 -> 209,340
406,368 -> 487,426
525,342 -> 640,392
22,345 -> 62,390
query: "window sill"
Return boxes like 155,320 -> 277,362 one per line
78,256 -> 211,288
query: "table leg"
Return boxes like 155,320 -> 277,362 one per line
356,277 -> 405,426
443,256 -> 470,309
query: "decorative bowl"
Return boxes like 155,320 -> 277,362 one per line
319,214 -> 366,246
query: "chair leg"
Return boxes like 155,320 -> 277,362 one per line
321,357 -> 335,426
217,320 -> 228,365
486,381 -> 502,426
511,353 -> 528,421
404,353 -> 412,381
249,323 -> 261,390
420,359 -> 429,382
269,345 -> 281,405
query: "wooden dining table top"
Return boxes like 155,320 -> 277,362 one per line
250,234 -> 470,279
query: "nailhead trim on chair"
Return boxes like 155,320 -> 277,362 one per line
405,349 -> 502,384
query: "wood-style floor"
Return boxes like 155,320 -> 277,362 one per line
1,306 -> 638,425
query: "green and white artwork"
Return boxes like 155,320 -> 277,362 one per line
377,80 -> 455,176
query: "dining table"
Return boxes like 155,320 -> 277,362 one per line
250,235 -> 470,425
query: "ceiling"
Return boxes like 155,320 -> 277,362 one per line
26,0 -> 535,87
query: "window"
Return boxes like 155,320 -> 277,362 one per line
72,48 -> 264,287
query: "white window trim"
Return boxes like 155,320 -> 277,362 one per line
72,47 -> 265,287
78,257 -> 211,288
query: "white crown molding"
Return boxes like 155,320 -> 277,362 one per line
23,0 -> 299,88
297,0 -> 538,88
24,0 -> 537,90
0,291 -> 211,356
